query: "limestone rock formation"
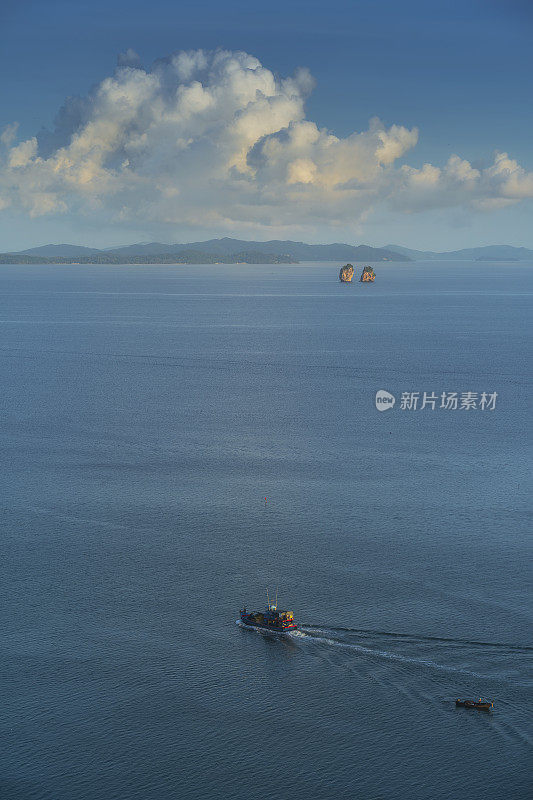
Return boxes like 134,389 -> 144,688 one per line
360,265 -> 376,282
339,264 -> 354,282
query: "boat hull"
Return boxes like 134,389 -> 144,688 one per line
240,616 -> 297,634
455,700 -> 492,710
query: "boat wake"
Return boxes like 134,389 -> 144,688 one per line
293,629 -> 489,677
300,624 -> 533,652
291,626 -> 532,685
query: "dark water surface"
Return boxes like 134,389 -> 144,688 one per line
0,262 -> 531,800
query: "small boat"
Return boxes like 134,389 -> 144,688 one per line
455,698 -> 493,710
240,592 -> 297,634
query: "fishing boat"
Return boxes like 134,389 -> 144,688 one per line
455,698 -> 493,710
240,592 -> 297,633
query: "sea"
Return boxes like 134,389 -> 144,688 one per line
0,261 -> 531,800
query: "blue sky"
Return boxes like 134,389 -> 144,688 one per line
1,0 -> 531,250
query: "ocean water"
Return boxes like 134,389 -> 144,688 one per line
0,261 -> 531,800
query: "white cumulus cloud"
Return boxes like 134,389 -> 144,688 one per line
0,48 -> 532,232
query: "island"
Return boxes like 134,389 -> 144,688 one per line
360,265 -> 376,282
0,239 -> 411,265
0,250 -> 298,265
339,264 -> 355,282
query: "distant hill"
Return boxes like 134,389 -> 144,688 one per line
3,238 -> 409,263
385,244 -> 533,261
3,239 -> 530,264
18,243 -> 103,257
114,238 -> 408,262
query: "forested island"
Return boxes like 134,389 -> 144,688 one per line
0,250 -> 298,265
0,239 -> 408,264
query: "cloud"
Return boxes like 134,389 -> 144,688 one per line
117,48 -> 142,69
1,48 -> 532,232
393,151 -> 533,213
0,122 -> 19,147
